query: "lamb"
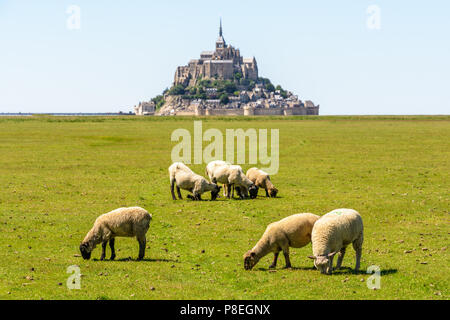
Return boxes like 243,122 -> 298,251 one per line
79,207 -> 152,261
246,167 -> 278,198
206,161 -> 258,199
308,208 -> 363,275
243,213 -> 320,270
169,162 -> 221,201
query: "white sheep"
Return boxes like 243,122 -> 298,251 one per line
243,213 -> 320,270
79,207 -> 152,261
246,167 -> 278,198
205,160 -> 231,197
169,162 -> 221,201
206,161 -> 257,199
308,208 -> 364,274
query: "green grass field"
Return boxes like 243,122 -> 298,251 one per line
0,115 -> 448,300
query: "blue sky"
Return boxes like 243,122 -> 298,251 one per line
0,0 -> 449,114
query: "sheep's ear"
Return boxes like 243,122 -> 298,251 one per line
328,252 -> 337,258
308,255 -> 316,260
250,252 -> 256,257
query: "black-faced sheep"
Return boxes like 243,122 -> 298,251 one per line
169,162 -> 221,201
308,208 -> 364,275
205,160 -> 231,197
243,213 -> 320,270
79,207 -> 152,261
246,167 -> 278,198
206,161 -> 257,199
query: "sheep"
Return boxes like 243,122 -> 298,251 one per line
246,167 -> 278,198
79,207 -> 152,261
206,161 -> 258,199
205,160 -> 231,197
224,165 -> 258,199
228,166 -> 258,199
169,162 -> 221,201
243,213 -> 320,270
308,208 -> 363,275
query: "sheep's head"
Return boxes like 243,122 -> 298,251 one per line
248,185 -> 258,199
269,187 -> 278,198
308,252 -> 336,274
79,242 -> 92,260
210,184 -> 221,201
243,250 -> 259,270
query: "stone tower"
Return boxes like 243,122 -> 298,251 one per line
173,20 -> 259,86
216,19 -> 226,50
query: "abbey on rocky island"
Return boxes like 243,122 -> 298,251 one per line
134,21 -> 319,116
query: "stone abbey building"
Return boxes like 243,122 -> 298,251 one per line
174,20 -> 258,87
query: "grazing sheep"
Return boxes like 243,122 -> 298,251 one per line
169,162 -> 221,201
79,207 -> 152,261
243,213 -> 320,270
308,208 -> 363,275
205,160 -> 231,197
246,167 -> 278,198
206,161 -> 258,199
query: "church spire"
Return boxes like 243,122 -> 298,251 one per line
216,18 -> 226,49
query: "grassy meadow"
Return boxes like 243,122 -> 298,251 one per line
0,115 -> 448,300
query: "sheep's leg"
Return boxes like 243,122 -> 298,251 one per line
100,241 -> 107,261
227,184 -> 232,199
269,251 -> 280,269
327,255 -> 335,275
223,183 -> 228,197
235,186 -> 244,199
170,180 -> 177,200
238,186 -> 246,199
236,186 -> 244,199
265,188 -> 270,198
109,238 -> 116,260
176,186 -> 183,200
335,247 -> 346,270
282,248 -> 292,269
196,193 -> 202,201
137,236 -> 146,260
354,248 -> 362,272
353,236 -> 363,272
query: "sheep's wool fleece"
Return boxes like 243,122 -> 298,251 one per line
246,168 -> 269,181
311,208 -> 363,255
262,213 -> 320,248
92,207 -> 151,237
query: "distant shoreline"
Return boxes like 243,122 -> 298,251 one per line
0,113 -> 134,116
0,114 -> 448,121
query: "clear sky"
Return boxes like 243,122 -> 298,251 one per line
0,0 -> 449,115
